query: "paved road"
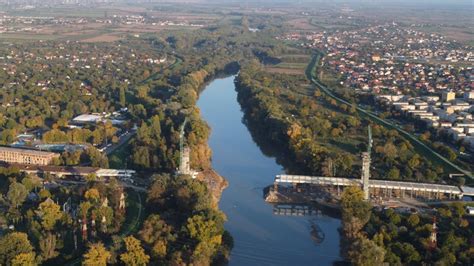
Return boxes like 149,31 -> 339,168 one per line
307,53 -> 473,180
104,131 -> 136,155
56,179 -> 147,192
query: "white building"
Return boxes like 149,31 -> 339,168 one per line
464,91 -> 474,100
72,114 -> 103,124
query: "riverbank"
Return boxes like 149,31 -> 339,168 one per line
192,65 -> 239,210
198,75 -> 342,265
196,169 -> 228,209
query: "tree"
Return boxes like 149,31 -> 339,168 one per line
456,177 -> 465,187
119,86 -> 126,107
83,148 -> 109,168
149,115 -> 162,140
79,201 -> 92,218
151,241 -> 167,259
388,212 -> 401,225
392,242 -> 421,264
407,214 -> 420,228
340,187 -> 372,239
120,236 -> 150,266
83,242 -> 111,266
408,155 -> 420,169
185,213 -> 223,263
348,237 -> 385,266
139,214 -> 174,246
35,199 -> 63,231
7,182 -> 28,208
132,146 -> 150,168
450,202 -> 466,218
85,188 -> 100,202
85,174 -> 97,183
321,157 -> 335,176
146,175 -> 170,207
420,131 -> 430,141
11,252 -> 36,266
341,187 -> 371,223
387,168 -> 400,180
0,232 -> 35,265
382,142 -> 398,160
21,176 -> 41,192
95,206 -> 114,233
39,233 -> 59,261
39,189 -> 52,200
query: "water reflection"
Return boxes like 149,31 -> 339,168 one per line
198,76 -> 342,266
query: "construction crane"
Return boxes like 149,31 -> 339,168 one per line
367,125 -> 373,155
362,125 -> 372,200
179,117 -> 188,169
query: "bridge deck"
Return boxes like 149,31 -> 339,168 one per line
461,186 -> 474,196
275,175 -> 359,186
276,175 -> 465,195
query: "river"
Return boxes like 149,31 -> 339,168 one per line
197,76 -> 342,266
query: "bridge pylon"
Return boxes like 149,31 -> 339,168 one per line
361,126 -> 372,200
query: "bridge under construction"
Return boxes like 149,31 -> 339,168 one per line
274,174 -> 474,200
270,126 -> 474,202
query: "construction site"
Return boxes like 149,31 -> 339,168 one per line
266,127 -> 474,209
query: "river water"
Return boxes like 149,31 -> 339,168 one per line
197,76 -> 342,266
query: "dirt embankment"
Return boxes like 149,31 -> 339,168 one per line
196,169 -> 228,209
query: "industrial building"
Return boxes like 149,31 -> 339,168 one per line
0,147 -> 59,165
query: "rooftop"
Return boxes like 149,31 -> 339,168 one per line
0,146 -> 58,157
72,114 -> 103,123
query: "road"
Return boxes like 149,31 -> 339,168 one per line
307,53 -> 474,180
104,130 -> 136,155
137,55 -> 183,86
55,179 -> 147,192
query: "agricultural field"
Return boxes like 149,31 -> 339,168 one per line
265,52 -> 311,75
0,5 -> 219,43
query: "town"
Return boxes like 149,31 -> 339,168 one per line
0,1 -> 472,266
279,21 -> 474,169
378,91 -> 474,152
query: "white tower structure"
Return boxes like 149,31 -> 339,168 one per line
361,126 -> 372,200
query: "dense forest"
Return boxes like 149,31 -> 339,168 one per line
0,167 -> 128,265
340,187 -> 473,265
